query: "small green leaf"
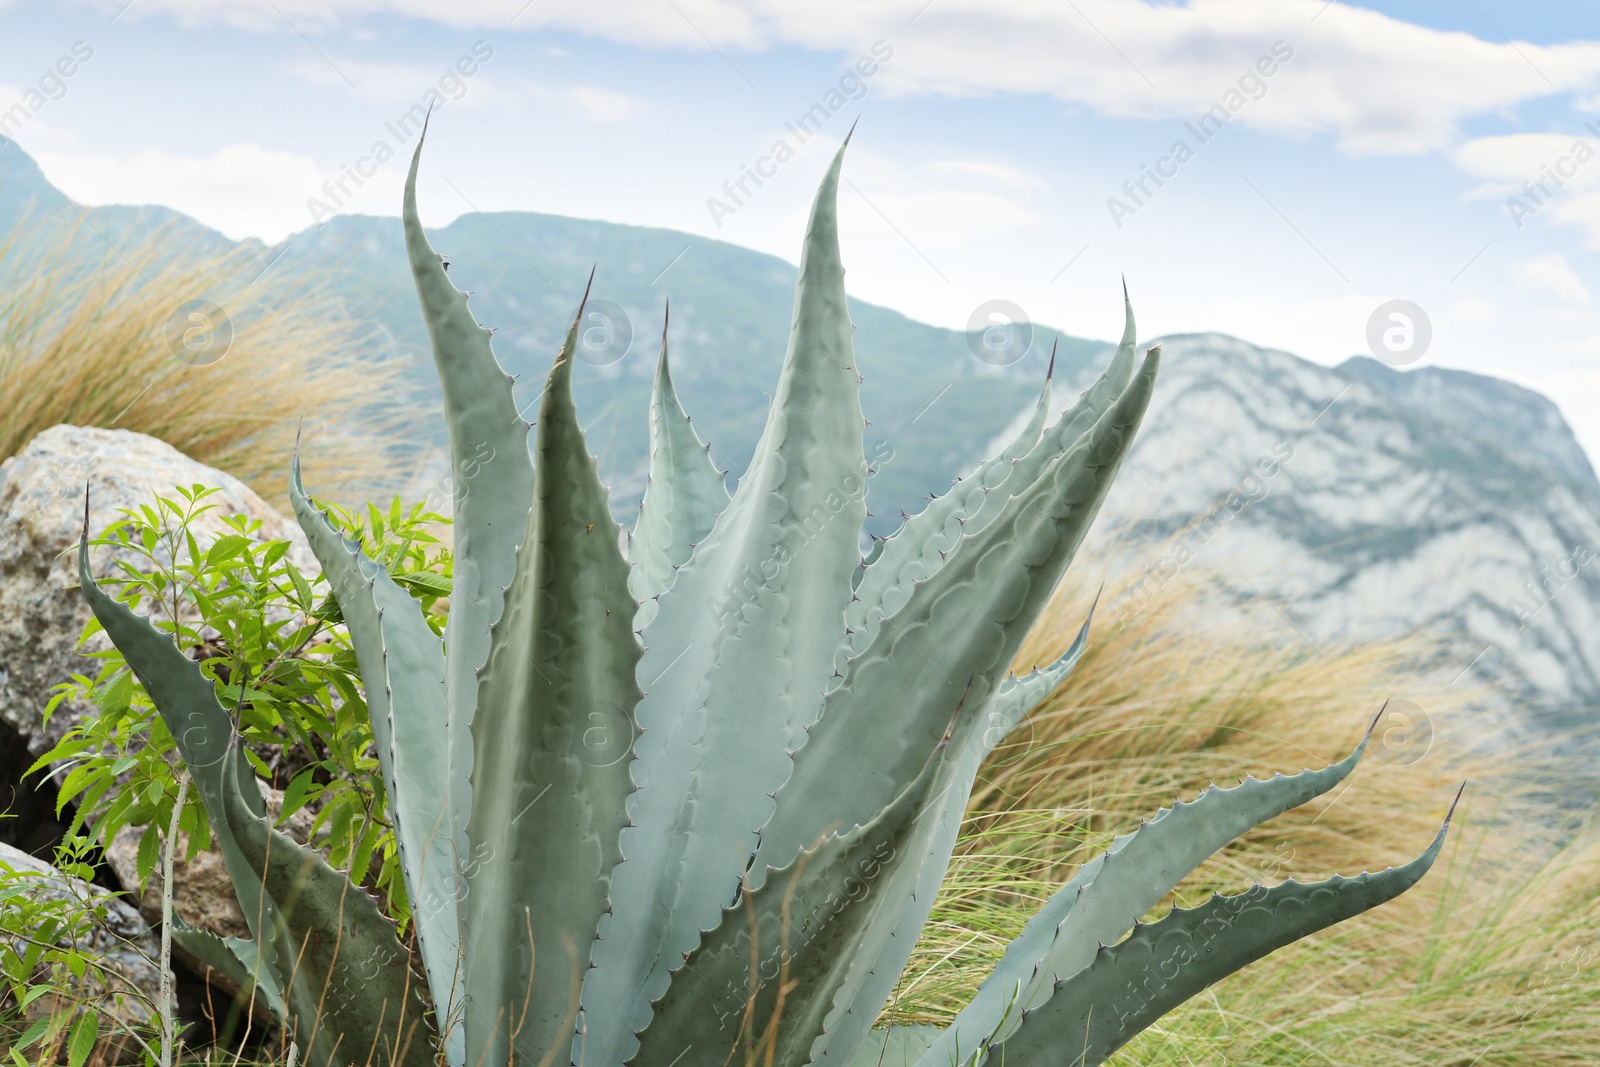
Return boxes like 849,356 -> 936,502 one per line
205,533 -> 253,567
14,1015 -> 56,1052
279,767 -> 318,821
392,568 -> 452,598
66,1010 -> 98,1067
136,822 -> 161,885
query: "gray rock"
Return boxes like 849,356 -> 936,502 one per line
0,841 -> 171,1062
0,424 -> 316,756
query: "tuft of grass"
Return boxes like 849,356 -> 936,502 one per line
886,552 -> 1600,1065
0,219 -> 420,505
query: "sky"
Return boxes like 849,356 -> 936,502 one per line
4,0 -> 1600,464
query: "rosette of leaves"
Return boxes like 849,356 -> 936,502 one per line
74,128 -> 1457,1067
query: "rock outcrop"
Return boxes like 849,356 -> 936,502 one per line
0,424 -> 315,756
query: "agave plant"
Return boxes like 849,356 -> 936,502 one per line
75,130 -> 1456,1067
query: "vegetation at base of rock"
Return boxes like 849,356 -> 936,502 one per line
35,485 -> 453,933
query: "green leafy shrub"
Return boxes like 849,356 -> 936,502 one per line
36,485 -> 451,929
1,834 -> 150,1064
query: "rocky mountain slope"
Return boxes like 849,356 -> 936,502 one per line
1083,336 -> 1600,742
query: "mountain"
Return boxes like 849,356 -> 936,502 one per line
3,142 -> 1598,743
1087,335 -> 1600,743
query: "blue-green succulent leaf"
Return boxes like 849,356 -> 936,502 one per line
403,129 -> 536,896
983,799 -> 1457,1067
759,350 -> 1159,881
917,724 -> 1377,1067
217,753 -> 436,1067
841,294 -> 1135,673
464,295 -> 642,1067
584,140 -> 867,1067
169,922 -> 286,1023
848,1027 -> 946,1067
634,749 -> 946,1067
288,456 -> 461,1056
987,601 -> 1095,732
628,309 -> 729,622
808,610 -> 1090,1067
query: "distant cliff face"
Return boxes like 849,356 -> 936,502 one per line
1077,334 -> 1600,741
4,142 -> 1597,742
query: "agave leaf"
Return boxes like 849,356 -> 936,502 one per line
585,140 -> 867,1067
170,922 -> 286,1022
916,724 -> 1377,1067
985,798 -> 1458,1067
837,346 -> 1053,676
403,129 -> 536,892
810,611 -> 1092,1067
758,350 -> 1159,880
840,293 -> 1136,673
635,747 -> 947,1067
218,752 -> 436,1067
986,599 -> 1096,731
628,308 -> 730,621
464,294 -> 643,1067
288,457 -> 461,1052
75,523 -> 281,971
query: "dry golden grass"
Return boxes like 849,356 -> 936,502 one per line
0,219 -> 420,505
884,546 -> 1600,1065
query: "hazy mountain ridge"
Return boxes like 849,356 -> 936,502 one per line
4,141 -> 1599,739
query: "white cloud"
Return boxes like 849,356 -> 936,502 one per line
29,143 -> 403,243
833,150 -> 1041,253
569,86 -> 640,122
925,159 -> 1044,190
99,0 -> 1600,158
1513,253 -> 1591,304
0,83 -> 80,151
1454,132 -> 1600,245
286,55 -> 509,109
